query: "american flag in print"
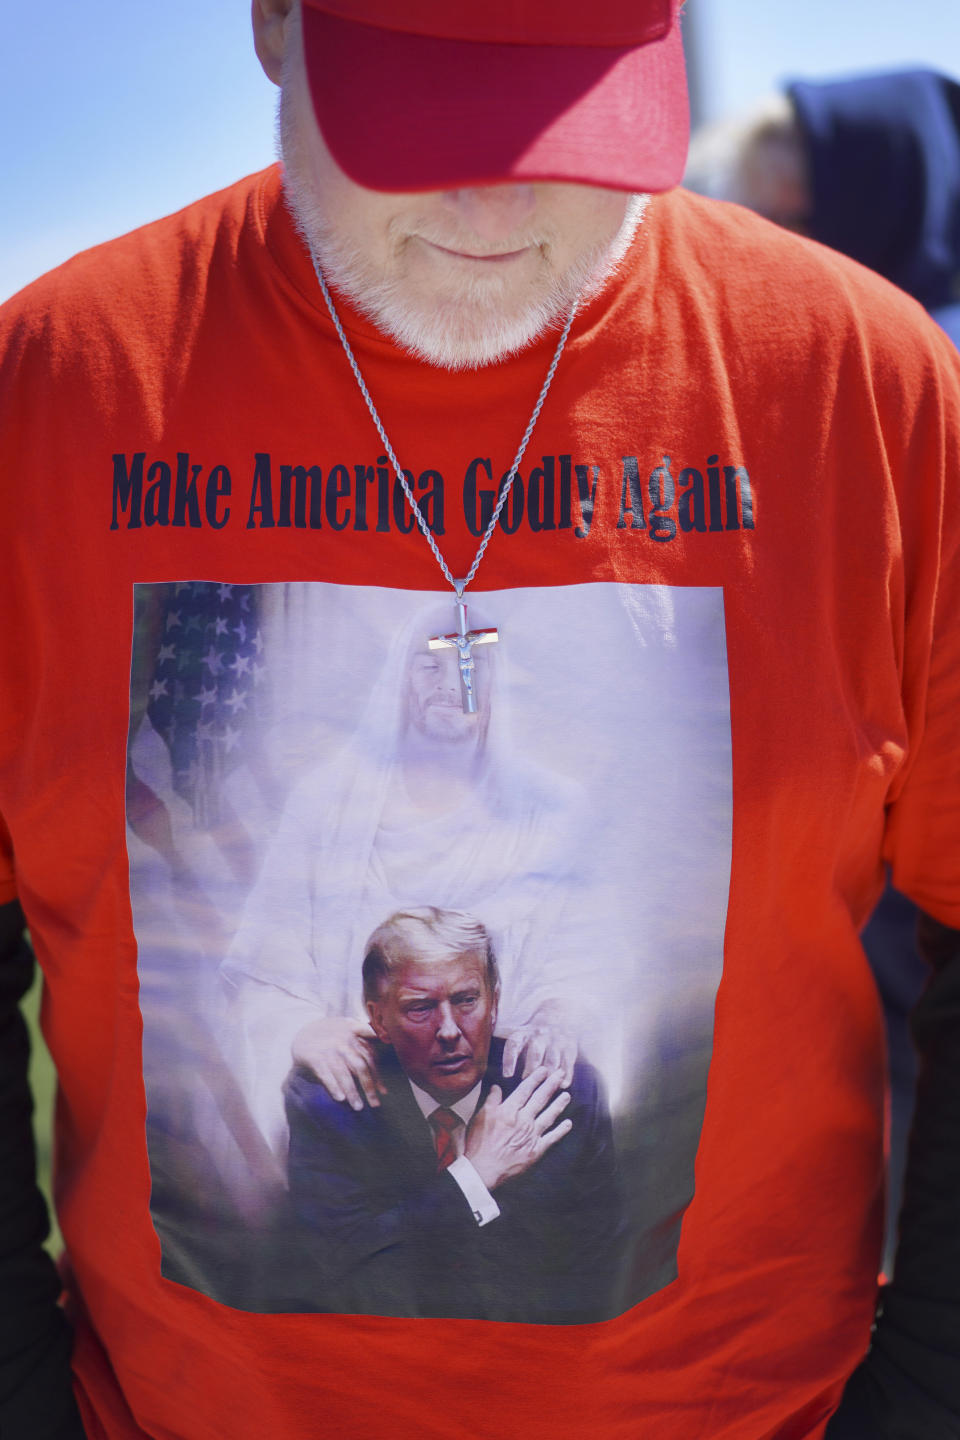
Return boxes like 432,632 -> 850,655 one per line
144,582 -> 268,828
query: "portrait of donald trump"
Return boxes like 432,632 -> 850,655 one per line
284,906 -> 626,1323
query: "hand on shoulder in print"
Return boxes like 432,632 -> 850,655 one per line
501,1002 -> 578,1087
292,1015 -> 386,1111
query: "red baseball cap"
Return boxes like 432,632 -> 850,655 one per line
299,0 -> 690,194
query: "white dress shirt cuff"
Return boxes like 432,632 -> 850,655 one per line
446,1156 -> 500,1227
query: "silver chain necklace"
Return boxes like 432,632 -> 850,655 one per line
310,251 -> 577,713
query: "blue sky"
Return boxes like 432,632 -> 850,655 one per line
2,1 -> 958,300
689,0 -> 960,125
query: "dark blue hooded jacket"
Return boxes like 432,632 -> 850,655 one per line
787,69 -> 960,345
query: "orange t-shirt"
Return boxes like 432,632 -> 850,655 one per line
1,166 -> 959,1440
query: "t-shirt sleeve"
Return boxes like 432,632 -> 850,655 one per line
0,809 -> 17,907
882,324 -> 960,929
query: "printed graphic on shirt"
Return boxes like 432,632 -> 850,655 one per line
127,580 -> 732,1322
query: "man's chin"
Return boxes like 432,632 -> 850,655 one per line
336,267 -> 565,370
426,1058 -> 481,1102
374,302 -> 554,370
417,710 -> 477,743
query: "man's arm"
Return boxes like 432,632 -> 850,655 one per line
0,899 -> 85,1439
826,912 -> 960,1438
284,1065 -> 572,1313
285,1071 -> 485,1315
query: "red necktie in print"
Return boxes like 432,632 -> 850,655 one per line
429,1107 -> 461,1171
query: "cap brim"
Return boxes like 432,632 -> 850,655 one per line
301,7 -> 689,194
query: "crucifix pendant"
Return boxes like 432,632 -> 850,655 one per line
428,583 -> 499,713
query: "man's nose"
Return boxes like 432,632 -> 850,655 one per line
439,658 -> 460,697
435,1003 -> 462,1043
442,184 -> 537,243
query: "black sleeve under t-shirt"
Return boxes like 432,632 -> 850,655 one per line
0,898 -> 85,1439
826,913 -> 960,1439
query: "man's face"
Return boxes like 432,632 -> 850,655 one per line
405,647 -> 480,744
277,7 -> 646,369
368,950 -> 498,1103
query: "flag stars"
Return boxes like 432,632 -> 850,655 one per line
224,689 -> 248,715
185,614 -> 203,635
234,619 -> 248,644
253,630 -> 264,654
166,611 -> 182,631
201,645 -> 224,675
217,584 -> 234,602
222,725 -> 242,753
230,653 -> 252,677
157,643 -> 176,664
193,684 -> 217,708
214,617 -> 230,637
148,678 -> 169,701
252,660 -> 267,687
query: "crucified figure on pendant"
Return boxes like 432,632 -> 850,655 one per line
428,584 -> 499,713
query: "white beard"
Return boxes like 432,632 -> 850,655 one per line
278,68 -> 648,371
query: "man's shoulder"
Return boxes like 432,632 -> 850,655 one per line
0,168 -> 276,362
488,1039 -> 603,1110
654,185 -> 903,297
284,1063 -> 337,1119
285,1046 -> 408,1131
646,186 -> 956,372
284,1066 -> 383,1155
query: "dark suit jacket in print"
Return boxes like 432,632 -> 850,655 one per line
283,1038 -> 626,1323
